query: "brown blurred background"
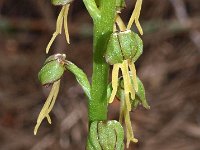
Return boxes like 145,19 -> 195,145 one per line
0,0 -> 200,149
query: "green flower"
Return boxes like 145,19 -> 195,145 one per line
35,54 -> 66,135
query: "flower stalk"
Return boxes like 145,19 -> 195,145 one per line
83,0 -> 116,122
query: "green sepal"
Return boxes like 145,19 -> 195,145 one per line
131,97 -> 140,109
51,0 -> 73,6
118,30 -> 143,62
65,61 -> 91,99
131,33 -> 143,62
112,75 -> 150,110
105,32 -> 123,65
105,30 -> 143,65
86,121 -> 102,150
118,30 -> 137,60
38,59 -> 65,86
135,77 -> 150,109
86,120 -> 124,150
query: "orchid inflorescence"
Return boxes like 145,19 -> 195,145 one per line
105,0 -> 150,147
34,0 -> 149,149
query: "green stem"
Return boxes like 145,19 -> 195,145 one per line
84,0 -> 116,122
83,0 -> 101,21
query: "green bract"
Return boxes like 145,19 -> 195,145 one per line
51,0 -> 73,6
116,76 -> 150,110
105,30 -> 143,65
87,120 -> 124,150
38,54 -> 66,86
135,77 -> 150,109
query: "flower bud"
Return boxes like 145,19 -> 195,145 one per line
87,120 -> 124,150
51,0 -> 73,6
38,54 -> 66,86
105,30 -> 143,65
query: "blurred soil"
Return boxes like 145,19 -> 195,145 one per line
0,0 -> 200,150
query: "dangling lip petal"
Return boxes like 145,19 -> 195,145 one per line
34,80 -> 60,135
